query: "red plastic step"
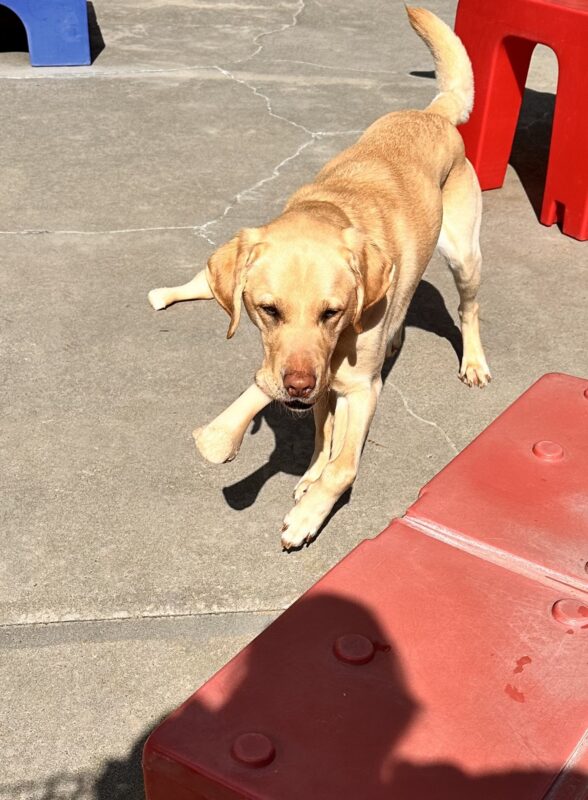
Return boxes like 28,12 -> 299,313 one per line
144,519 -> 588,799
406,373 -> 588,593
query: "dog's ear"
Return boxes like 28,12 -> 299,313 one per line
206,228 -> 264,338
342,227 -> 394,333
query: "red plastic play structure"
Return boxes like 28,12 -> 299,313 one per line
143,373 -> 588,799
454,0 -> 588,241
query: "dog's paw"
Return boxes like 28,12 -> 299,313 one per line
148,288 -> 168,311
280,504 -> 321,550
193,425 -> 239,464
459,359 -> 492,388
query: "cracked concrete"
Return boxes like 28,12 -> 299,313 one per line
387,380 -> 459,454
0,0 -> 586,797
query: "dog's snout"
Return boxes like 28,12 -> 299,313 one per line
283,370 -> 316,398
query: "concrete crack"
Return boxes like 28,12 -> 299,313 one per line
0,0 -> 307,82
195,137 -> 315,246
0,63 -> 364,241
236,0 -> 307,65
216,66 -> 364,138
0,224 -> 200,236
387,381 -> 458,454
193,64 -> 362,245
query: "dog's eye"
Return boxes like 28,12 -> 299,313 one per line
321,308 -> 340,322
260,304 -> 280,320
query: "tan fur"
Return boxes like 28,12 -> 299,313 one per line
149,7 -> 491,549
407,6 -> 474,124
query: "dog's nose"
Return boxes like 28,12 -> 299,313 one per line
283,370 -> 316,398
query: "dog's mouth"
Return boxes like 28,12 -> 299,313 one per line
283,399 -> 315,413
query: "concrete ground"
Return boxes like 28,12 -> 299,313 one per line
0,1 -> 586,797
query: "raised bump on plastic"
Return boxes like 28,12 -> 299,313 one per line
231,733 -> 276,767
532,440 -> 564,461
333,634 -> 375,665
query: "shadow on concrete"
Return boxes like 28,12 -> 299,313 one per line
222,401 -> 315,511
510,88 -> 555,220
87,2 -> 105,64
410,68 -> 436,79
404,279 -> 462,363
222,279 -> 461,516
94,727 -> 155,800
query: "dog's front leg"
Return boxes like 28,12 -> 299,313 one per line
193,383 -> 271,464
281,380 -> 381,550
148,269 -> 213,310
292,391 -> 336,503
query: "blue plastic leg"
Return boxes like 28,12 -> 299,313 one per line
2,0 -> 91,66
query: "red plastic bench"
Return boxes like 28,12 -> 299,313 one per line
143,373 -> 588,799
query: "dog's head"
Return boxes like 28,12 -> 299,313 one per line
206,214 -> 393,411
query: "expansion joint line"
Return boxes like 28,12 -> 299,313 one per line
403,514 -> 588,599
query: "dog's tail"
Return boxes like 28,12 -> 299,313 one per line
406,6 -> 473,125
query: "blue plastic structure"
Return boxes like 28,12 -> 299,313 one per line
1,0 -> 91,66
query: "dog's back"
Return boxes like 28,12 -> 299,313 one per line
287,6 -> 475,254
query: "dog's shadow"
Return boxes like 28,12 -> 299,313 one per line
222,280 -> 461,516
222,402 -> 316,511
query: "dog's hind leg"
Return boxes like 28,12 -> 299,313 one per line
148,269 -> 213,310
438,159 -> 491,387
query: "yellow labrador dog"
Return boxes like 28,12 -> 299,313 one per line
149,7 -> 490,549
